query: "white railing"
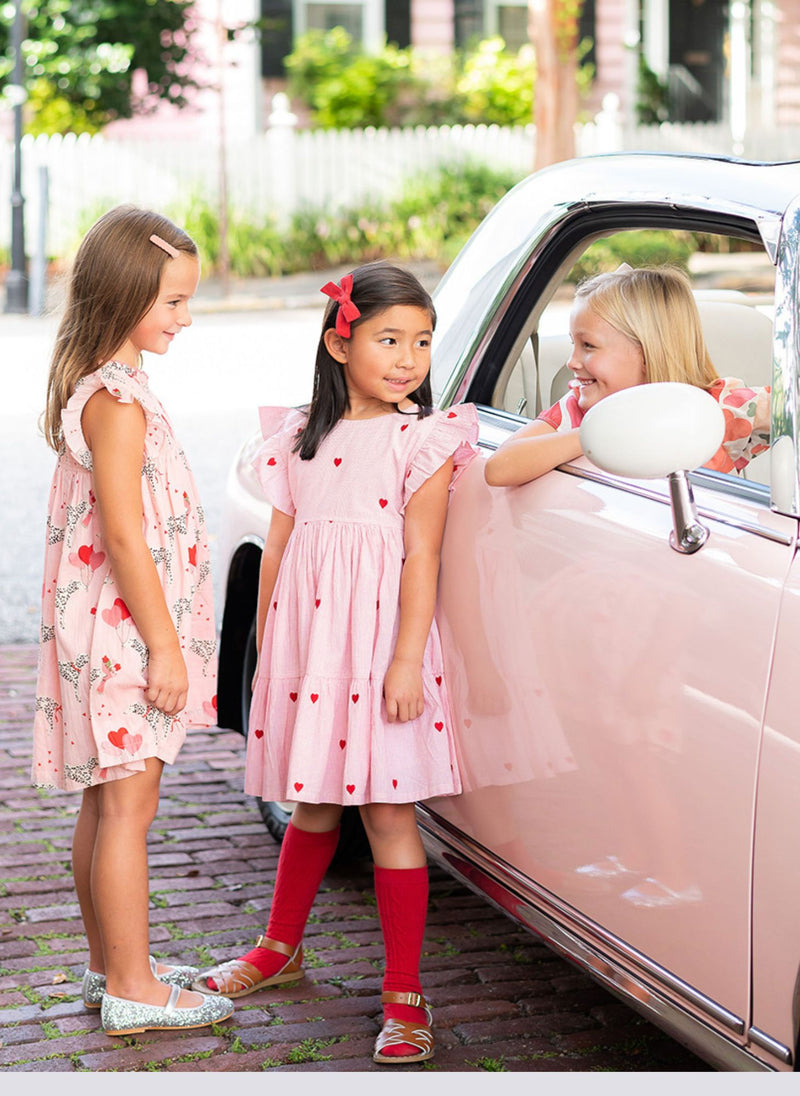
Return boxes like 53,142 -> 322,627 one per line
1,94 -> 798,259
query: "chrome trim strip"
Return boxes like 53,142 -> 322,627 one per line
556,463 -> 794,547
748,1028 -> 793,1065
771,196 -> 800,517
417,806 -> 777,1072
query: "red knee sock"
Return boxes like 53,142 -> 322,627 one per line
374,864 -> 429,1058
208,822 -> 339,989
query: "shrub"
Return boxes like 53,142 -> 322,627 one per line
568,230 -> 695,281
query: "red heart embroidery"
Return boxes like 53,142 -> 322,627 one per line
435,675 -> 442,686
447,411 -> 457,418
400,423 -> 408,431
310,693 -> 319,703
294,782 -> 303,792
273,601 -> 277,610
107,728 -> 128,750
339,739 -> 346,749
289,691 -> 298,702
379,498 -> 388,508
346,784 -> 355,794
334,457 -> 342,466
392,779 -> 398,788
267,457 -> 277,466
435,721 -> 444,731
315,599 -> 320,608
351,693 -> 359,703
254,728 -> 264,738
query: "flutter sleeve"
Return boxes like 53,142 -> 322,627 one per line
251,406 -> 305,516
403,403 -> 480,508
704,377 -> 771,474
61,361 -> 151,468
537,389 -> 583,432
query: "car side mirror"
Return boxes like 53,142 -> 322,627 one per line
579,383 -> 726,554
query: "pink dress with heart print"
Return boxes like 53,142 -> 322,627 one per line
32,361 -> 218,792
244,403 -> 479,806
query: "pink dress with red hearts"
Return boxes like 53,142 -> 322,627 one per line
244,403 -> 479,806
32,361 -> 217,792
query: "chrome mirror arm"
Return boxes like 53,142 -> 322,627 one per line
668,471 -> 709,554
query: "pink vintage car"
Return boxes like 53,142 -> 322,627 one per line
217,153 -> 800,1071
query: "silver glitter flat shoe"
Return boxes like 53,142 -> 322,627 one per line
101,983 -> 234,1036
82,955 -> 201,1008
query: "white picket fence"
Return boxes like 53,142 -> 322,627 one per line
1,96 -> 799,259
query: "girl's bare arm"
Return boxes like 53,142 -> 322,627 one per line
484,419 -> 583,486
384,458 -> 453,724
82,388 -> 187,716
255,507 -> 295,655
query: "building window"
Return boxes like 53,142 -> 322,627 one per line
304,3 -> 363,39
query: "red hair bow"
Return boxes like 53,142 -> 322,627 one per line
320,274 -> 361,338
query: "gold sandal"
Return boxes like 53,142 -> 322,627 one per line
373,991 -> 434,1065
191,936 -> 303,998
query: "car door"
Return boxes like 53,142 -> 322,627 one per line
431,441 -> 795,1032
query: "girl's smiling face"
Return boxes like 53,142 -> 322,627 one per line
120,252 -> 200,364
326,304 -> 433,416
567,298 -> 646,412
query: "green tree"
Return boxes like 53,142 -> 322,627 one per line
0,0 -> 201,134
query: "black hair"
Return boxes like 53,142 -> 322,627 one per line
295,260 -> 435,460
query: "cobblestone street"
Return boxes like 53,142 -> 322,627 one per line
1,643 -> 708,1074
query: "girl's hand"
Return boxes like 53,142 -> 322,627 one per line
384,658 -> 424,723
146,646 -> 189,716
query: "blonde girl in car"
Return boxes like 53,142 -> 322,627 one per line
192,261 -> 478,1065
33,206 -> 234,1036
484,264 -> 771,487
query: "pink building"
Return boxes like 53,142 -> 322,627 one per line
105,1 -> 800,139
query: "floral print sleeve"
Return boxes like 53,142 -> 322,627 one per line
705,376 -> 771,474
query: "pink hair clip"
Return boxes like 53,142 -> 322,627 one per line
321,274 -> 361,338
149,233 -> 179,259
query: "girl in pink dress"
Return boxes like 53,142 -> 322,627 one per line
33,206 -> 233,1036
193,262 -> 478,1065
485,265 -> 771,486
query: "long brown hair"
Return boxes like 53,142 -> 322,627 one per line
43,205 -> 197,451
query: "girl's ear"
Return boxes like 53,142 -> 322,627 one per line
324,327 -> 348,363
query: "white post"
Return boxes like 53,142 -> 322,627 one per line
268,92 -> 298,230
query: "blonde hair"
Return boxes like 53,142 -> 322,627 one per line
575,265 -> 718,389
43,205 -> 197,451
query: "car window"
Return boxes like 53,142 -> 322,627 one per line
493,229 -> 775,488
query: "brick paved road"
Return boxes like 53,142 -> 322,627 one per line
1,644 -> 708,1073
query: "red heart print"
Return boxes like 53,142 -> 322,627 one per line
334,457 -> 342,466
400,424 -> 408,431
435,675 -> 442,686
188,544 -> 197,567
310,693 -> 319,703
392,779 -> 398,788
315,599 -> 320,608
289,692 -> 298,702
351,693 -> 359,703
267,457 -> 277,466
504,762 -> 513,771
254,728 -> 264,738
379,498 -> 388,508
339,739 -> 346,749
447,411 -> 457,418
107,728 -> 127,750
435,721 -> 444,731
294,782 -> 303,792
464,718 -> 472,728
77,545 -> 92,565
273,601 -> 277,610
346,784 -> 355,795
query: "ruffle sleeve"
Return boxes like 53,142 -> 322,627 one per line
403,403 -> 480,508
251,406 -> 306,517
61,361 -> 153,468
705,377 -> 771,474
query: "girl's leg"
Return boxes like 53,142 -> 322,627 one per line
93,757 -> 202,1008
360,802 -> 430,1060
204,801 -> 342,990
72,786 -> 104,973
